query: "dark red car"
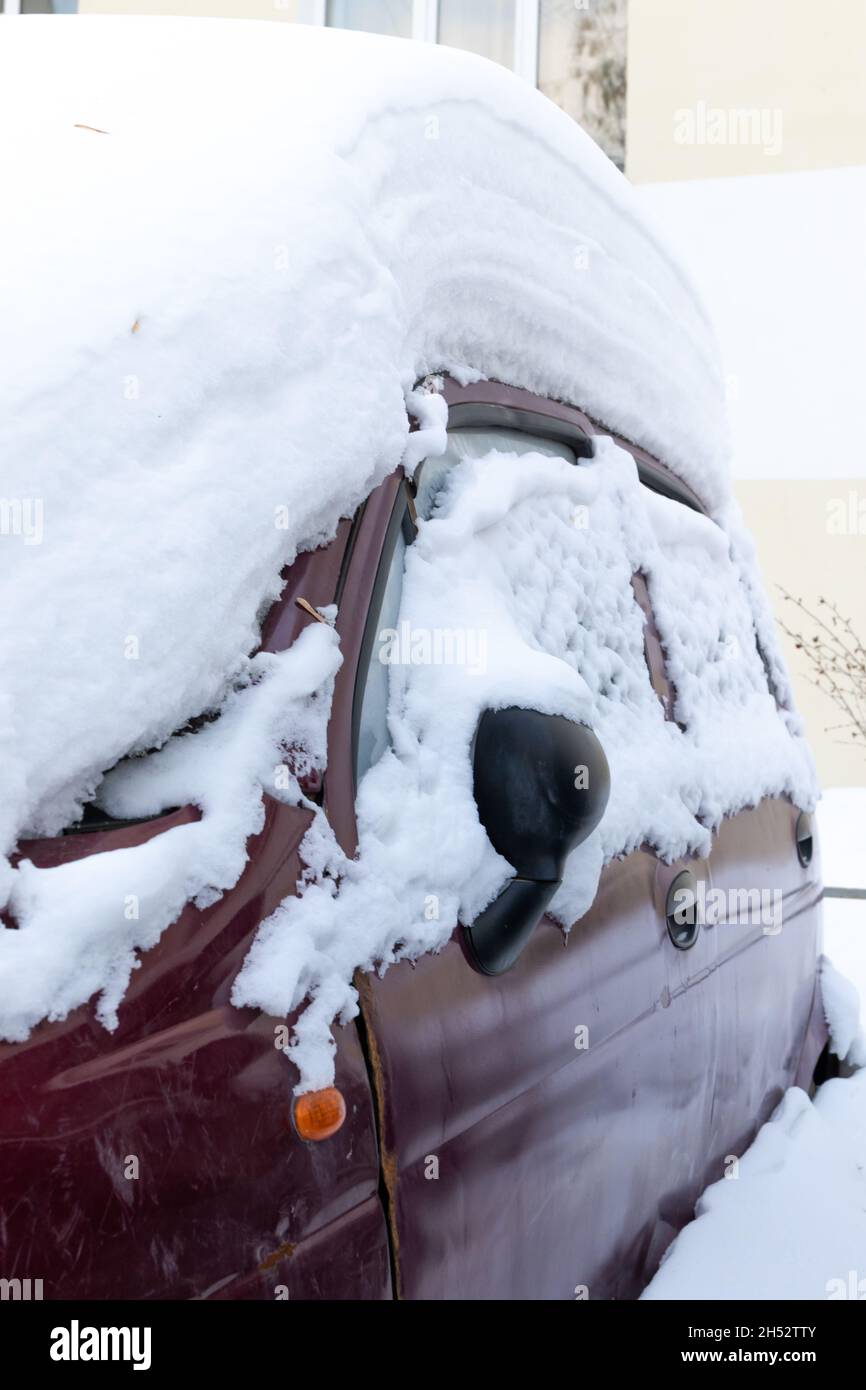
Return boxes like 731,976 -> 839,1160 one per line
0,377 -> 826,1302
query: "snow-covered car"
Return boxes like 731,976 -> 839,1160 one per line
0,17 -> 826,1300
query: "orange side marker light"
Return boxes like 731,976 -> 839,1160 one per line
293,1086 -> 346,1142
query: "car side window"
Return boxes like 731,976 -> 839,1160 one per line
353,425 -> 581,788
415,426 -> 578,520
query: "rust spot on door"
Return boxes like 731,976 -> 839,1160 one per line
258,1240 -> 296,1273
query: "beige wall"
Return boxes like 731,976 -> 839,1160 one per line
629,2 -> 866,785
627,0 -> 866,182
737,480 -> 866,789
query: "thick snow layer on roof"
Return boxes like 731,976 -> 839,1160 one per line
0,15 -> 725,843
0,17 -> 809,1083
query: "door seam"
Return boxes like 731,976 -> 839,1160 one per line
354,969 -> 402,1300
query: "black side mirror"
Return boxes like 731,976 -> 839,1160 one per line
465,707 -> 610,975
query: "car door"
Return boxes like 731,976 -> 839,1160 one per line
324,380 -> 823,1301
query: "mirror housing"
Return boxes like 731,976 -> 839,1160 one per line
465,707 -> 610,976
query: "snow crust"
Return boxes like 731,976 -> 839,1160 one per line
0,18 -> 815,1085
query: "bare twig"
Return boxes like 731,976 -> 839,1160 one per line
780,588 -> 866,752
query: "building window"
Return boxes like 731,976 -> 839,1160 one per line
437,0 -> 516,70
327,0 -> 412,39
3,1 -> 79,11
537,0 -> 627,169
325,0 -> 627,167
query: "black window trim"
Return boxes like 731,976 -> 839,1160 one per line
444,398 -> 706,515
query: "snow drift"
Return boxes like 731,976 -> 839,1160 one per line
642,1069 -> 866,1301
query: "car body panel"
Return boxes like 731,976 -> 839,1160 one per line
0,527 -> 392,1301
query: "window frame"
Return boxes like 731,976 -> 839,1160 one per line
328,377 -> 718,863
347,378 -> 709,799
351,480 -> 417,791
439,376 -> 709,514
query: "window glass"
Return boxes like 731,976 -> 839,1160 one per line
415,426 -> 577,521
537,0 -> 627,169
356,425 -> 579,784
356,521 -> 408,784
437,0 -> 516,69
22,2 -> 78,12
327,0 -> 411,38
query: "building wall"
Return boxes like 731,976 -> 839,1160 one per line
736,480 -> 866,790
627,0 -> 866,182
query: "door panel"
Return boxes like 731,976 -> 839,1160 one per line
358,798 -> 821,1300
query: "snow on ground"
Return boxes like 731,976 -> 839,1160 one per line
637,165 -> 866,482
642,1072 -> 866,1300
642,787 -> 866,1300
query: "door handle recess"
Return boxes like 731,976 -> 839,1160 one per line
665,868 -> 700,950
